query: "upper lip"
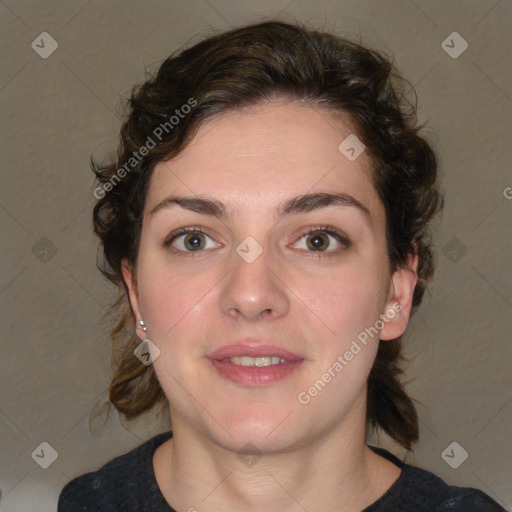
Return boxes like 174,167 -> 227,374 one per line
207,341 -> 304,362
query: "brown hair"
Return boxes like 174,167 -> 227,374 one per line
90,20 -> 443,450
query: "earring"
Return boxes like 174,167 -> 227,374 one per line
138,320 -> 147,332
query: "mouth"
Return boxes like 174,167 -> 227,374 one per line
206,343 -> 304,386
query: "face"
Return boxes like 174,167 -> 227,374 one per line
122,101 -> 417,454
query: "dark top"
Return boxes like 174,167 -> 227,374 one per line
57,430 -> 506,511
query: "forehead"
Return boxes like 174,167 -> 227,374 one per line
146,101 -> 384,221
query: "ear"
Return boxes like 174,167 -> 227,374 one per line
379,250 -> 419,341
121,258 -> 145,341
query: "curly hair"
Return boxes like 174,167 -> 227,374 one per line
90,20 -> 443,451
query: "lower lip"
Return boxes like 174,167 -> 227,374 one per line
208,359 -> 303,386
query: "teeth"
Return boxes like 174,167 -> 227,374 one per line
230,356 -> 287,367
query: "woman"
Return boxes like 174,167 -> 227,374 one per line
58,20 -> 506,512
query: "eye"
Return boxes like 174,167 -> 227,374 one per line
291,226 -> 350,256
164,227 -> 221,254
163,225 -> 349,257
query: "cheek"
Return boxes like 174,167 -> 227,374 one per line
136,264 -> 211,396
138,268 -> 209,337
137,242 -> 194,303
294,263 -> 387,348
301,269 -> 386,387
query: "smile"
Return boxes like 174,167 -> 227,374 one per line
206,341 -> 305,386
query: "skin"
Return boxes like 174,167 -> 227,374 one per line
122,100 -> 418,512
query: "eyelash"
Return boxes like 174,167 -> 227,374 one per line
163,225 -> 350,258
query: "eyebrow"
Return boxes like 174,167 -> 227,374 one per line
149,191 -> 371,222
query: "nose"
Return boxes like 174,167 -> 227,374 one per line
219,239 -> 290,322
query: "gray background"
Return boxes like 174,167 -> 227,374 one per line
0,1 -> 511,511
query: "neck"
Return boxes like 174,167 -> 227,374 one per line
154,399 -> 401,512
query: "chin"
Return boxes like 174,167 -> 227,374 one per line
207,408 -> 303,454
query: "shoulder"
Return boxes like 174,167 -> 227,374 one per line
367,445 -> 507,511
57,430 -> 173,512
405,465 -> 506,511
